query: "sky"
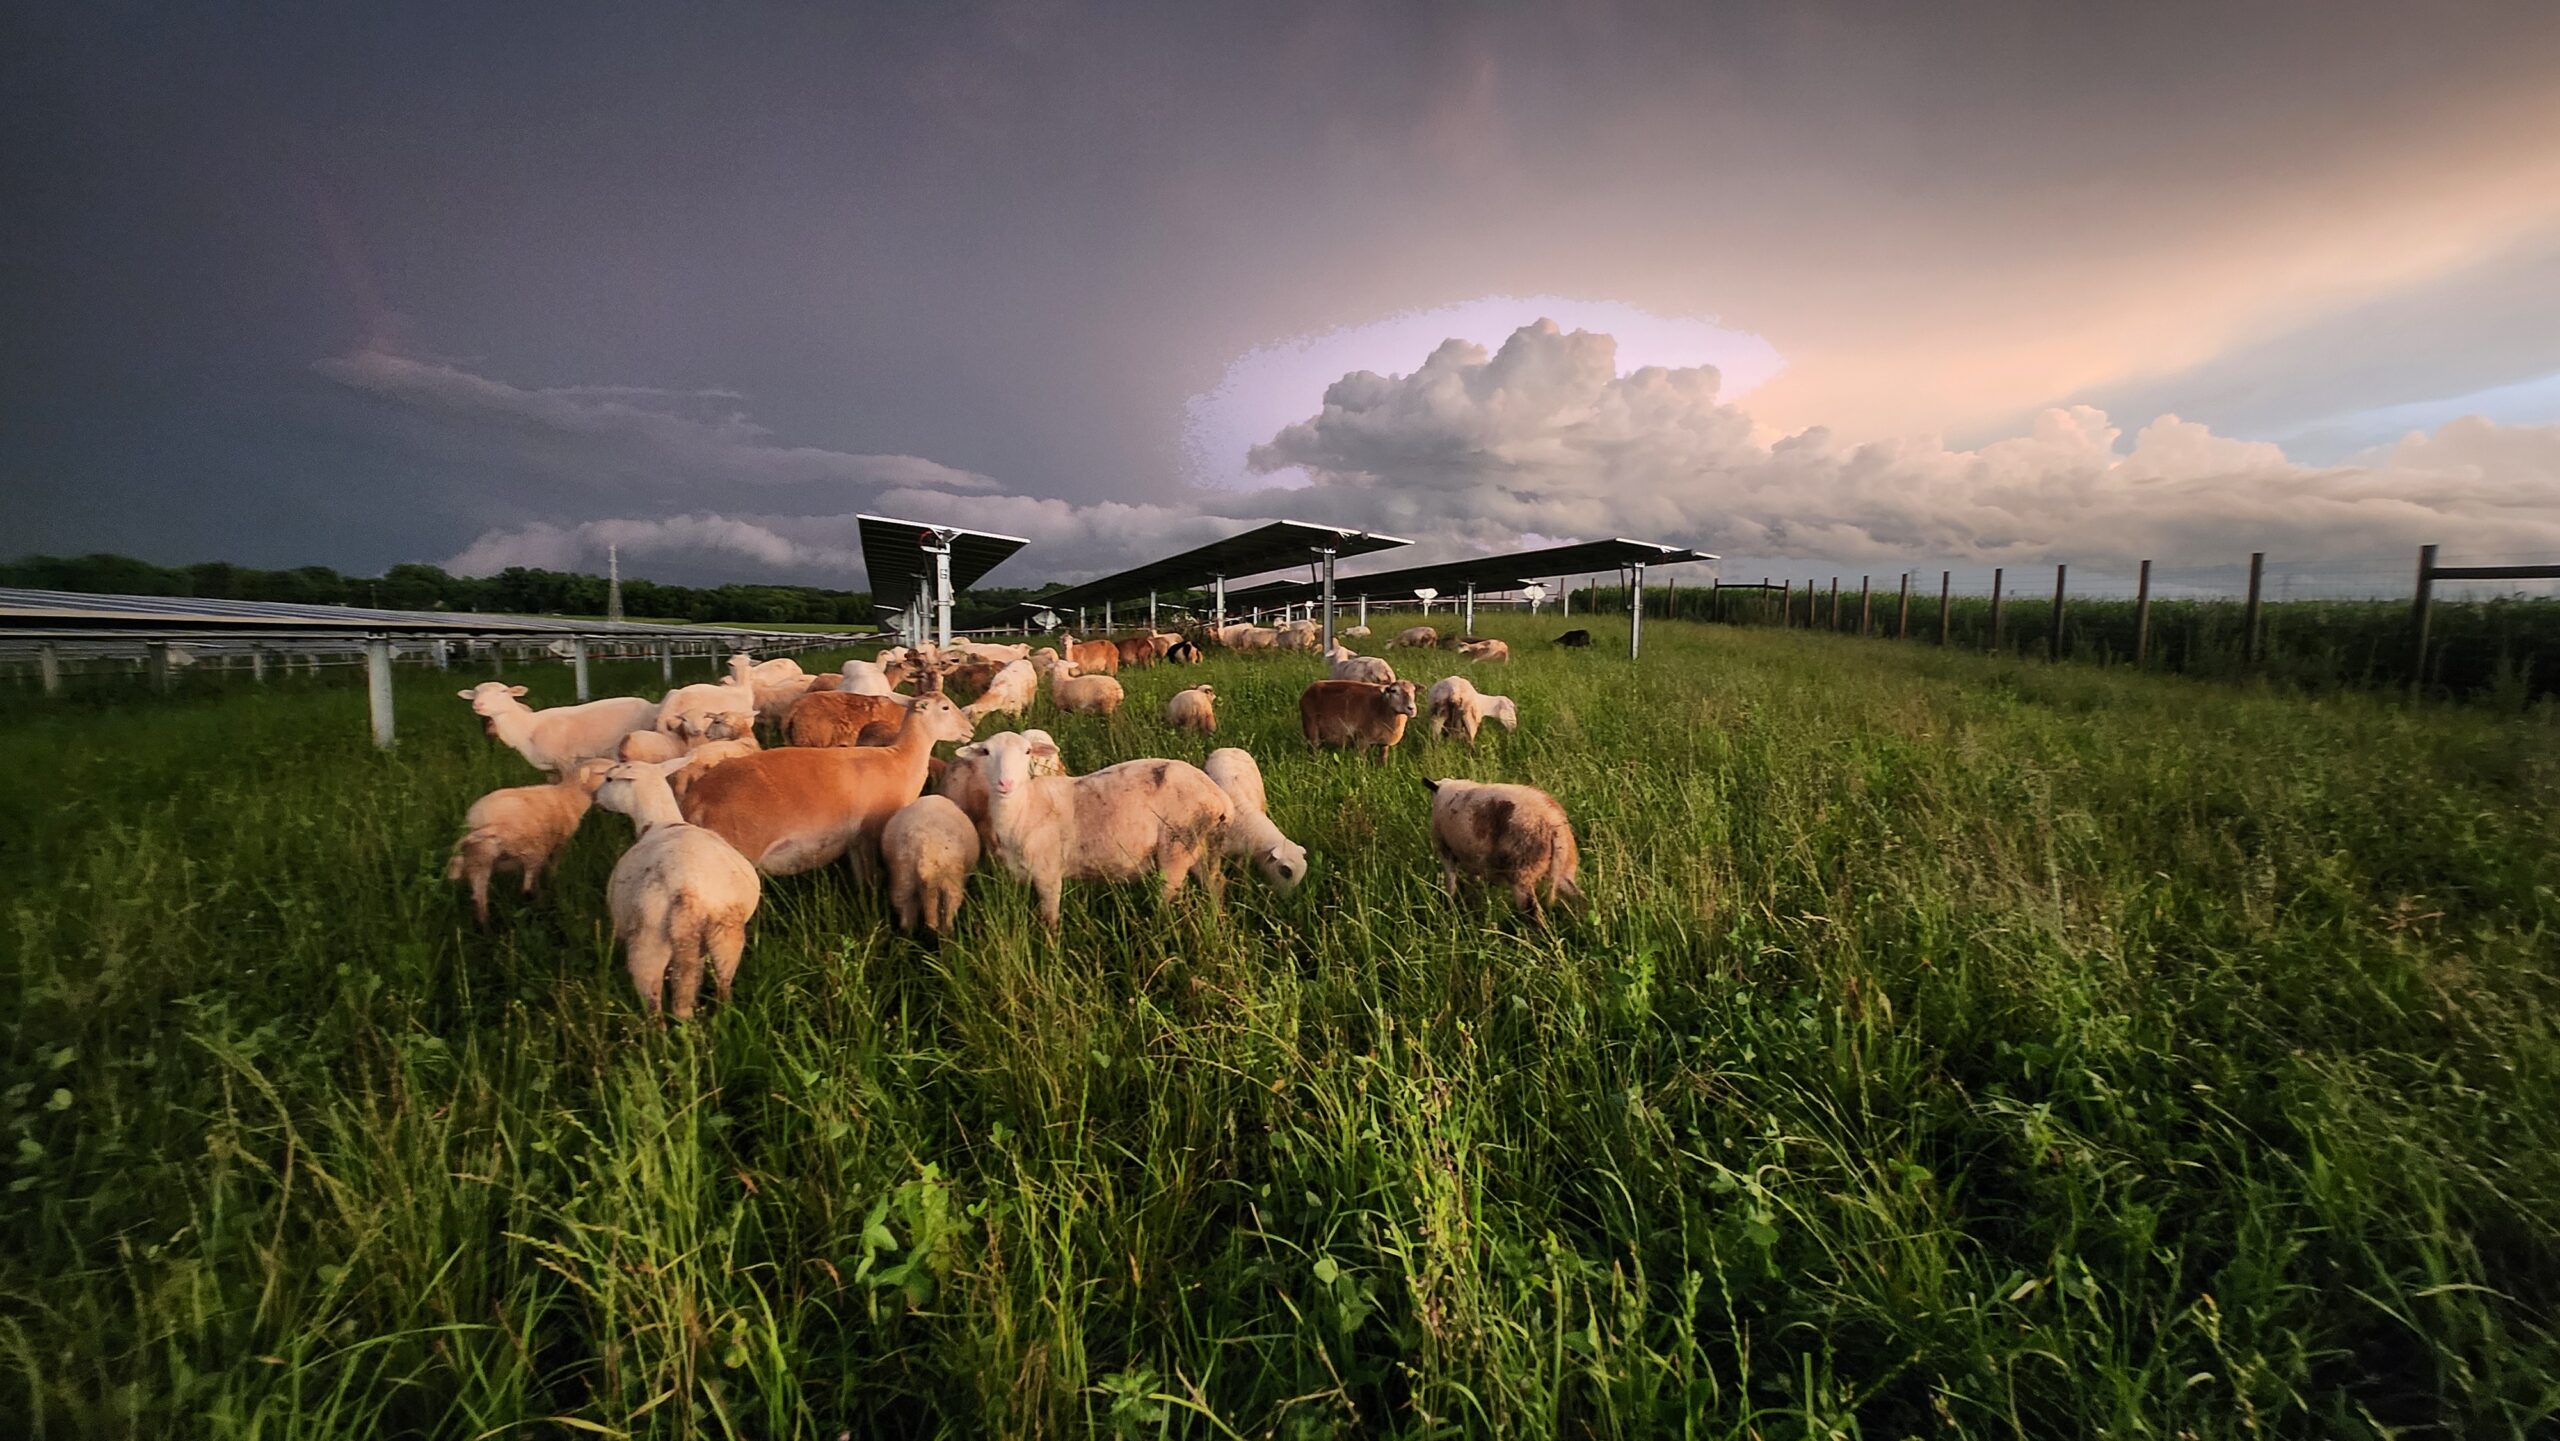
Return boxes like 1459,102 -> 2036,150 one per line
8,1 -> 2560,594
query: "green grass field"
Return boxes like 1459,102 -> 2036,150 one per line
5,615 -> 2557,1437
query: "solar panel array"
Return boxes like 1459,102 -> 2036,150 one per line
1043,521 -> 1410,608
856,514 -> 1031,617
0,587 -> 837,638
1222,537 -> 1718,608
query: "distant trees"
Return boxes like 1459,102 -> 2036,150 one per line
1,552 -> 1063,630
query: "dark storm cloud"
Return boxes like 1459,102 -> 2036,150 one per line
7,2 -> 2560,585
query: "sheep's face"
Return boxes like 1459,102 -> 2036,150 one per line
909,694 -> 977,746
1258,840 -> 1309,891
457,681 -> 529,716
1386,682 -> 1420,716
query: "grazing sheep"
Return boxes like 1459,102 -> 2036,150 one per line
940,727 -> 1070,849
971,731 -> 1233,929
1436,632 -> 1482,650
656,677 -> 759,744
1390,626 -> 1438,648
1552,629 -> 1593,648
1202,748 -> 1307,891
1224,625 -> 1279,651
1343,625 -> 1372,638
952,641 -> 1030,665
460,682 -> 660,777
784,689 -> 913,747
679,693 -> 977,877
1425,674 -> 1520,747
939,659 -> 1001,700
1058,634 -> 1121,676
1051,668 -> 1125,717
1331,655 -> 1397,685
728,653 -> 806,687
1164,640 -> 1204,665
444,759 -> 613,924
730,654 -> 820,731
1460,638 -> 1511,663
595,758 -> 761,1020
1275,622 -> 1321,652
1298,679 -> 1419,760
839,658 -> 910,698
1115,635 -> 1158,670
965,659 -> 1038,722
1164,684 -> 1217,733
881,794 -> 979,939
1422,777 -> 1583,922
1148,633 -> 1182,659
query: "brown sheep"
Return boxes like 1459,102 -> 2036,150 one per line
680,694 -> 977,878
1460,638 -> 1511,663
784,689 -> 912,747
1115,635 -> 1158,670
1422,777 -> 1583,922
1060,634 -> 1121,675
1298,680 -> 1418,761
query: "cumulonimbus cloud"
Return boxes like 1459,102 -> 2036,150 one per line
1248,318 -> 2560,570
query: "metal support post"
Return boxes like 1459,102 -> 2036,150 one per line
1148,591 -> 1157,630
1212,575 -> 1226,628
659,640 -> 674,683
2409,544 -> 2436,693
250,646 -> 267,683
38,642 -> 60,697
2243,551 -> 2265,667
1989,568 -> 2005,651
1105,598 -> 1113,632
366,637 -> 395,749
432,639 -> 449,670
1357,594 -> 1367,627
2135,560 -> 2153,666
1462,582 -> 1476,637
934,540 -> 955,649
1629,563 -> 1648,659
147,642 -> 171,691
572,636 -> 591,701
1319,547 -> 1338,652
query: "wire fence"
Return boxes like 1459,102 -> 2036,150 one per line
1564,547 -> 2560,703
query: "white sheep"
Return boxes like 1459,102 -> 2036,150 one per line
1050,666 -> 1125,716
445,759 -> 613,924
881,794 -> 980,939
1422,777 -> 1582,922
1343,625 -> 1373,638
964,658 -> 1038,722
1331,655 -> 1396,684
939,727 -> 1069,849
655,676 -> 758,743
1163,684 -> 1217,733
460,682 -> 660,777
1202,747 -> 1307,890
971,731 -> 1233,929
1425,674 -> 1520,747
595,757 -> 762,1020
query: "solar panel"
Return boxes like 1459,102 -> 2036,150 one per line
0,586 -> 827,637
1221,538 -> 1716,609
856,514 -> 1031,616
1043,521 -> 1409,608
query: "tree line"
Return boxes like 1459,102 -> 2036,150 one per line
2,553 -> 1064,630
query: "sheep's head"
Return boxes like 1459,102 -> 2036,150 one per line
1257,837 -> 1309,891
594,756 -> 690,817
907,693 -> 976,746
457,681 -> 530,716
1385,681 -> 1420,716
566,757 -> 617,793
976,729 -> 1057,799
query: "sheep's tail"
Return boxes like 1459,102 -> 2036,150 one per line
446,828 -> 501,881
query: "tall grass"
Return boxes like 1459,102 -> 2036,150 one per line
3,617 -> 2557,1436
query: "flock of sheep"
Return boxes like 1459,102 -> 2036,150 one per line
446,617 -> 1583,1019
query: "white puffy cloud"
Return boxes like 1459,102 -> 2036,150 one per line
1251,318 -> 2560,569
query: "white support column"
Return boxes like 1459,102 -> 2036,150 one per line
431,639 -> 449,670
1630,563 -> 1648,659
1462,583 -> 1476,637
658,640 -> 674,683
1104,598 -> 1113,632
572,636 -> 592,701
366,637 -> 396,748
1318,547 -> 1338,652
1212,575 -> 1226,628
38,642 -> 61,697
933,541 -> 955,649
1148,591 -> 1157,630
146,641 -> 171,692
1357,594 -> 1367,627
250,646 -> 266,683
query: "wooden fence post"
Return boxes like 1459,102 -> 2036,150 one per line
2410,543 -> 2437,696
1989,568 -> 2005,652
2243,552 -> 2265,667
2134,560 -> 2152,667
1859,576 -> 1872,637
1828,577 -> 1840,631
2048,563 -> 2067,661
1780,579 -> 1791,627
1938,571 -> 1951,645
1896,573 -> 1911,639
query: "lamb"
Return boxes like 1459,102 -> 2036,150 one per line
964,659 -> 1038,722
1422,777 -> 1583,922
1390,626 -> 1438,648
459,682 -> 660,777
1425,674 -> 1520,747
679,692 -> 977,877
970,731 -> 1233,929
783,689 -> 913,747
881,794 -> 979,939
1051,667 -> 1125,717
1202,747 -> 1308,891
1114,635 -> 1158,670
594,758 -> 761,1019
1058,633 -> 1121,675
655,677 -> 758,744
1331,654 -> 1396,685
1163,684 -> 1217,733
939,727 -> 1069,849
1460,638 -> 1512,663
1552,629 -> 1592,648
1298,679 -> 1419,760
444,759 -> 613,924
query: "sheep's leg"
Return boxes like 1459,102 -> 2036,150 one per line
1159,855 -> 1191,904
625,932 -> 671,1017
520,857 -> 545,897
709,923 -> 746,1004
1441,859 -> 1462,898
667,925 -> 709,1022
1513,878 -> 1544,925
890,873 -> 920,934
468,867 -> 493,926
1035,870 -> 1063,930
1197,852 -> 1226,910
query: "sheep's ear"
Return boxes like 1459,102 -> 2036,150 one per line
508,685 -> 528,697
1028,738 -> 1059,759
456,688 -> 477,700
1421,777 -> 1442,792
653,757 -> 692,777
955,742 -> 986,759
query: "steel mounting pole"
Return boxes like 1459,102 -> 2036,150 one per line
572,636 -> 591,701
365,636 -> 395,749
1318,546 -> 1338,652
1462,582 -> 1476,637
1629,563 -> 1648,659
